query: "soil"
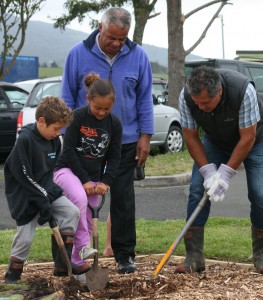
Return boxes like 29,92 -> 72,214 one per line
1,255 -> 263,299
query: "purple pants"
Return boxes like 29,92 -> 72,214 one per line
53,168 -> 98,265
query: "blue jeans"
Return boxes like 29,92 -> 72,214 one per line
188,137 -> 263,228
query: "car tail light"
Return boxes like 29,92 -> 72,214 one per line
17,111 -> 23,133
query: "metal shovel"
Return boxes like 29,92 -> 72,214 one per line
85,195 -> 109,291
154,192 -> 209,279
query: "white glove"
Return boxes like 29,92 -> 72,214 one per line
207,164 -> 237,202
199,163 -> 217,190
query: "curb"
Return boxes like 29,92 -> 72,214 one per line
134,172 -> 191,188
0,168 -> 191,188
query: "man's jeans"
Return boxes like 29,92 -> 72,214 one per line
188,137 -> 263,228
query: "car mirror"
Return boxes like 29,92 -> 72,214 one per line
152,94 -> 158,105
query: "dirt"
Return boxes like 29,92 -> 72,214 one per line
1,255 -> 263,299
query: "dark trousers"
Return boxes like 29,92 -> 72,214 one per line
110,142 -> 137,261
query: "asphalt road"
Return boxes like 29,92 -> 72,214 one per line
0,161 -> 250,230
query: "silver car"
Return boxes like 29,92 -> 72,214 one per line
17,76 -> 184,153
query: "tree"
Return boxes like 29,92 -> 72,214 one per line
167,0 -> 232,108
54,0 -> 160,45
54,0 -> 232,108
0,0 -> 45,81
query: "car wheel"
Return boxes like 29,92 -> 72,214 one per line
159,125 -> 184,154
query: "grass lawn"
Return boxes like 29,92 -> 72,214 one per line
0,217 -> 252,265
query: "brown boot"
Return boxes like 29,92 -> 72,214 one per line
251,226 -> 263,274
5,257 -> 24,284
175,227 -> 205,273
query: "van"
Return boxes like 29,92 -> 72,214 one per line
184,58 -> 263,97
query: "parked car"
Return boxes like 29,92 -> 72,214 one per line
0,82 -> 29,153
15,78 -> 40,93
184,58 -> 263,98
17,76 -> 184,153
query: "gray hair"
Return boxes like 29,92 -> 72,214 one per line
101,7 -> 131,29
186,66 -> 221,97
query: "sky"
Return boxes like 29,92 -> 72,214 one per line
31,0 -> 263,60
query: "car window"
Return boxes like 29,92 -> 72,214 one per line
0,94 -> 8,109
4,88 -> 28,108
152,82 -> 166,98
27,81 -> 61,107
244,67 -> 263,92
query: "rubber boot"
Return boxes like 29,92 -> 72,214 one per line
52,232 -> 74,277
52,233 -> 90,276
174,227 -> 205,273
4,257 -> 24,284
251,226 -> 263,274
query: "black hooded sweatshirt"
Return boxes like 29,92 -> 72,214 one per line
4,123 -> 63,226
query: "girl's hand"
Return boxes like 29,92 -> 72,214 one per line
95,182 -> 109,195
83,181 -> 95,195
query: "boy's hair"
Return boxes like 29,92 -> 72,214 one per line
35,96 -> 73,126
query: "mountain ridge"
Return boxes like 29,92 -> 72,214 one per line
2,20 -> 202,68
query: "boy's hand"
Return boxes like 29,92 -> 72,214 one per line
38,207 -> 52,225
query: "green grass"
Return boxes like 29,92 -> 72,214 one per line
146,148 -> 193,175
38,68 -> 167,80
39,67 -> 63,78
0,218 -> 253,265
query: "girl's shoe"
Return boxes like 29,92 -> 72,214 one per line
79,246 -> 98,260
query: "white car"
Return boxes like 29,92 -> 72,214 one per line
17,76 -> 184,153
15,79 -> 40,93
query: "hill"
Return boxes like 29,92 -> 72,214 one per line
2,20 -> 202,68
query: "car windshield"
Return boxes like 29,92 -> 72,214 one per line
4,88 -> 28,108
27,81 -> 61,107
152,82 -> 166,98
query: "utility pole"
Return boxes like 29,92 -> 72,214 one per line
219,14 -> 225,59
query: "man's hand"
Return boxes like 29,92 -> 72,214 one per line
207,164 -> 237,202
135,134 -> 151,166
199,163 -> 217,190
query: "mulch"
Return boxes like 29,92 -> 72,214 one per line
1,255 -> 263,299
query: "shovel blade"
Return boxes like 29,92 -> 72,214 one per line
85,267 -> 109,291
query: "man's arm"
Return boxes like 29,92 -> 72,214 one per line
226,124 -> 256,170
182,128 -> 208,168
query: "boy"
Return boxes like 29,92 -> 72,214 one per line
4,96 -> 82,284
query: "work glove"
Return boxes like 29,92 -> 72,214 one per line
207,164 -> 237,202
199,163 -> 217,190
37,206 -> 52,226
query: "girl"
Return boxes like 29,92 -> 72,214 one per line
54,73 -> 122,273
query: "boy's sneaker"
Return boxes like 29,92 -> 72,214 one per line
79,246 -> 98,260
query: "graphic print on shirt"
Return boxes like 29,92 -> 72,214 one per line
76,125 -> 110,158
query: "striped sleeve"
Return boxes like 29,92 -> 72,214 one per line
239,83 -> 260,128
179,88 -> 198,129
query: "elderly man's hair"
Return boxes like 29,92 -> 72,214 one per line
101,7 -> 131,29
186,66 -> 221,97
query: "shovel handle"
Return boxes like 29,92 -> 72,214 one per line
49,215 -> 73,277
88,195 -> 106,218
153,192 -> 209,279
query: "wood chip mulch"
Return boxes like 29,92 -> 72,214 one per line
1,255 -> 263,299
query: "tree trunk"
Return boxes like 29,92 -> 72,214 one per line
166,0 -> 185,109
132,0 -> 159,45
